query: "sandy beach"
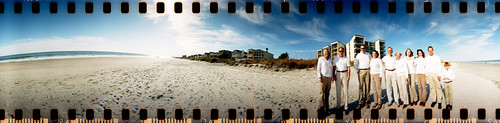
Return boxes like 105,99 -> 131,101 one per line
0,57 -> 499,121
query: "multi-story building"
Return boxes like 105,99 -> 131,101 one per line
248,48 -> 274,60
317,35 -> 387,61
330,41 -> 345,59
231,50 -> 247,60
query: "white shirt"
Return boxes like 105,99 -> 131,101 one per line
405,56 -> 416,74
333,55 -> 350,71
439,68 -> 455,82
415,57 -> 426,74
382,55 -> 396,70
369,58 -> 384,77
317,57 -> 333,78
395,58 -> 409,78
425,55 -> 442,74
354,52 -> 371,72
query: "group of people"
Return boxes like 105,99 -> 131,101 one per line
317,45 -> 455,114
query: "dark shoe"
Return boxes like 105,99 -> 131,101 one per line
403,104 -> 408,109
387,101 -> 393,106
355,105 -> 362,110
438,103 -> 442,109
376,104 -> 382,109
431,102 -> 436,107
419,102 -> 425,107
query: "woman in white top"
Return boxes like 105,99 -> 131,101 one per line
440,62 -> 455,110
395,51 -> 409,108
369,51 -> 384,109
415,49 -> 427,106
405,48 -> 418,106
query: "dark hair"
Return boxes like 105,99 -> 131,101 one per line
444,62 -> 450,66
417,49 -> 425,58
338,47 -> 345,56
405,48 -> 413,57
371,50 -> 379,58
428,46 -> 433,50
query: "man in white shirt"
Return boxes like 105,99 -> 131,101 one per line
354,45 -> 371,109
333,47 -> 351,111
382,47 -> 399,106
425,46 -> 444,109
317,48 -> 334,114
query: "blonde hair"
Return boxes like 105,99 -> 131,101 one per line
395,51 -> 402,56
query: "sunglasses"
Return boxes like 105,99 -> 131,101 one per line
338,51 -> 344,52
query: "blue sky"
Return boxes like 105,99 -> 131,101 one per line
1,0 -> 499,61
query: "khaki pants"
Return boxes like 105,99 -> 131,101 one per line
427,73 -> 443,103
336,72 -> 349,109
416,74 -> 426,102
319,75 -> 332,111
397,75 -> 409,105
443,82 -> 452,105
385,70 -> 399,104
408,74 -> 418,102
370,74 -> 382,104
358,69 -> 370,104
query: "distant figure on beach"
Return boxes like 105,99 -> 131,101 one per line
415,49 -> 427,106
333,47 -> 351,111
440,62 -> 455,110
405,48 -> 418,106
317,48 -> 334,113
395,51 -> 409,108
382,47 -> 399,106
369,50 -> 384,109
354,45 -> 371,109
426,46 -> 444,109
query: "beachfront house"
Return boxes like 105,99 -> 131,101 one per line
247,48 -> 273,60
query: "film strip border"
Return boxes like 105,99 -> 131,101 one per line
0,108 -> 500,122
1,1 -> 500,14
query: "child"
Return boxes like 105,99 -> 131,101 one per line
440,62 -> 455,110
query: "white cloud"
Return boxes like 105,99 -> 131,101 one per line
284,18 -> 327,42
236,5 -> 269,25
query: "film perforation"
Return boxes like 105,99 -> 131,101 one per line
441,1 -> 450,13
246,108 -> 254,120
406,1 -> 414,13
192,2 -> 200,14
209,2 -> 217,14
442,109 -> 450,119
67,2 -> 76,14
245,2 -> 253,13
157,2 -> 165,14
424,1 -> 432,13
192,109 -> 201,120
317,1 -> 325,14
388,108 -> 397,119
281,109 -> 290,120
227,1 -> 236,13
85,2 -> 93,14
86,109 -> 94,120
353,109 -> 361,120
0,109 -> 4,120
13,2 -> 21,14
370,1 -> 378,13
14,109 -> 22,120
298,1 -> 307,13
352,1 -> 360,13
139,108 -> 148,120
121,2 -> 129,14
121,109 -> 130,121
281,1 -> 289,13
496,2 -> 500,13
388,1 -> 396,13
210,109 -> 218,120
477,108 -> 486,120
32,2 -> 40,14
227,109 -> 236,120
459,108 -> 468,120
68,109 -> 76,120
263,109 -> 272,120
0,2 -> 4,13
174,109 -> 183,120
299,108 -> 307,120
496,108 -> 500,119
406,108 -> 415,120
263,1 -> 271,13
103,2 -> 112,14
477,1 -> 486,13
370,109 -> 379,119
50,109 -> 58,121
139,2 -> 148,14
103,109 -> 112,120
459,1 -> 467,13
334,1 -> 342,13
174,2 -> 182,13
49,2 -> 57,14
424,108 -> 432,120
32,109 -> 41,120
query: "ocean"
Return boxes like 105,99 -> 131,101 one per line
0,51 -> 146,63
467,59 -> 500,64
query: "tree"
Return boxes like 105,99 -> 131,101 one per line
278,52 -> 289,59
